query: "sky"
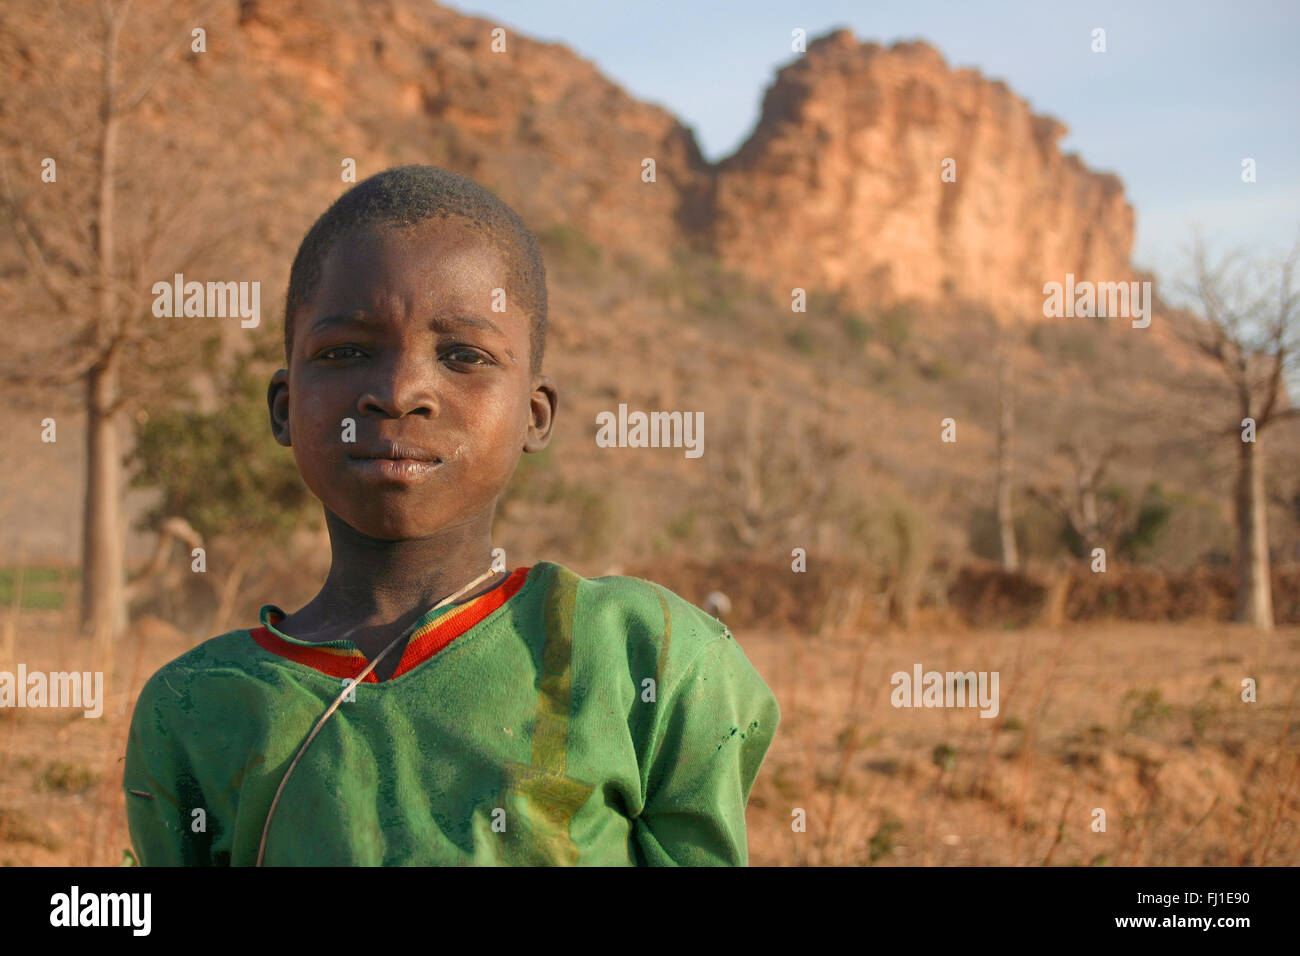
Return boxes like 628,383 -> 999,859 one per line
452,0 -> 1300,308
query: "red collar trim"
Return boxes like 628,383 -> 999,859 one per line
250,566 -> 532,682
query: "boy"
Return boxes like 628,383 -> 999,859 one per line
123,165 -> 780,865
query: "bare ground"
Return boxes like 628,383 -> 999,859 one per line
1,609 -> 1296,866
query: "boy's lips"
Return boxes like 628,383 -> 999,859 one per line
347,442 -> 444,482
349,441 -> 442,462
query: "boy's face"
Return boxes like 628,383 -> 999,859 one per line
268,216 -> 555,541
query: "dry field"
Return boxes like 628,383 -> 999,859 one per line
744,619 -> 1300,866
1,607 -> 1296,866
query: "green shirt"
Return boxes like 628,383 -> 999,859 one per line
123,561 -> 780,865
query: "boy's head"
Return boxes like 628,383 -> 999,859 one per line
283,165 -> 547,373
268,165 -> 557,542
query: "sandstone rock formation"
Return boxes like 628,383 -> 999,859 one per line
710,30 -> 1136,319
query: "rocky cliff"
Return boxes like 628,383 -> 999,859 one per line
710,30 -> 1136,318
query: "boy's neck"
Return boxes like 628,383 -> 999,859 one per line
306,509 -> 500,624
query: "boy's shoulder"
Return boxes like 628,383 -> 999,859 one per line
540,557 -> 723,618
535,560 -> 735,679
132,626 -> 268,716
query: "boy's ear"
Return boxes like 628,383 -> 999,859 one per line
523,374 -> 557,453
268,368 -> 291,447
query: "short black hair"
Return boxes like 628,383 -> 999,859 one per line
283,165 -> 547,373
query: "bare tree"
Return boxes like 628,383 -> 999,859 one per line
1174,236 -> 1300,631
0,0 -> 230,654
1027,440 -> 1129,560
710,398 -> 850,553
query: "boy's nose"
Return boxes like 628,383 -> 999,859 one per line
357,355 -> 440,418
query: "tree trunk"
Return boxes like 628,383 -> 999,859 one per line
888,509 -> 919,628
1234,431 -> 1273,630
996,347 -> 1019,571
81,356 -> 126,642
1034,561 -> 1073,630
81,13 -> 126,646
1079,486 -> 1100,558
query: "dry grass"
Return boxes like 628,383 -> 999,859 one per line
1,604 -> 1296,866
742,618 -> 1300,865
0,607 -> 170,866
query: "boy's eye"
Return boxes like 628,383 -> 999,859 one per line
318,346 -> 363,360
444,346 -> 490,366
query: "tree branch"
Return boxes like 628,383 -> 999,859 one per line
115,0 -> 228,116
